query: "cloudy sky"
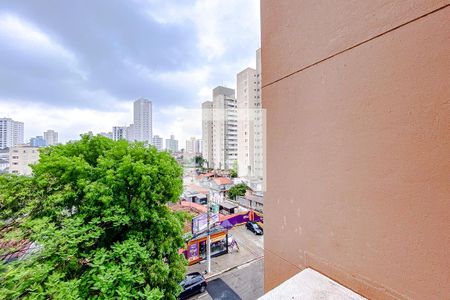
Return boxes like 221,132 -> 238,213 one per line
0,0 -> 260,144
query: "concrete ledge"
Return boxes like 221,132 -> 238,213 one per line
259,268 -> 366,300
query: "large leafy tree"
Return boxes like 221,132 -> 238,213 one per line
228,183 -> 249,200
0,135 -> 186,299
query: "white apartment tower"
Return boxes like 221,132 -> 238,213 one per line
186,137 -> 202,154
126,124 -> 135,142
165,135 -> 178,152
112,126 -> 127,141
202,101 -> 213,166
43,130 -> 58,146
133,98 -> 152,144
208,86 -> 238,170
152,135 -> 163,151
236,49 -> 264,179
0,118 -> 24,149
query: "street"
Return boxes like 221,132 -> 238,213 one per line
189,258 -> 264,300
187,225 -> 264,300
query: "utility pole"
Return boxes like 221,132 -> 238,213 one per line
206,193 -> 211,274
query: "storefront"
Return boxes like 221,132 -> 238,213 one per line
185,227 -> 229,265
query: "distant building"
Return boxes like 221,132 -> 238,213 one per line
43,130 -> 58,146
9,145 -> 39,175
236,49 -> 263,179
186,137 -> 202,154
0,118 -> 24,149
133,98 -> 152,144
98,132 -> 113,139
202,101 -> 213,166
126,124 -> 135,142
152,135 -> 163,151
112,126 -> 127,141
165,135 -> 178,152
202,86 -> 237,170
0,158 -> 8,173
30,136 -> 47,147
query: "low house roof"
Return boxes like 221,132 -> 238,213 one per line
220,201 -> 238,210
213,177 -> 233,185
186,184 -> 209,194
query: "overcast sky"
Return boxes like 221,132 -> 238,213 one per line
0,0 -> 260,144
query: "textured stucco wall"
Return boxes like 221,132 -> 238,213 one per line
261,1 -> 450,299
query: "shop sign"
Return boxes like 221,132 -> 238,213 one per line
192,213 -> 219,234
188,243 -> 199,261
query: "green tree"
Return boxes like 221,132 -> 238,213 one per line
194,155 -> 204,167
0,135 -> 187,299
230,161 -> 238,178
228,183 -> 249,200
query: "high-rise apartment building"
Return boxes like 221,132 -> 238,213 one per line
202,101 -> 213,166
125,124 -> 134,142
253,48 -> 264,181
0,118 -> 24,149
261,1 -> 450,299
186,137 -> 201,154
30,136 -> 47,147
133,98 -> 152,144
112,126 -> 127,141
43,130 -> 58,146
165,135 -> 178,152
202,87 -> 238,170
9,145 -> 39,175
237,67 -> 257,178
152,135 -> 163,151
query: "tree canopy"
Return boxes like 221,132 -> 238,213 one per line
228,183 -> 249,200
0,135 -> 187,299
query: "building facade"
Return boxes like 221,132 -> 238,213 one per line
237,67 -> 257,178
262,1 -> 450,299
43,130 -> 58,146
126,124 -> 135,142
9,145 -> 39,175
0,118 -> 24,149
186,137 -> 202,154
202,86 -> 238,170
152,135 -> 163,151
112,126 -> 127,141
165,135 -> 178,152
133,98 -> 152,144
202,101 -> 213,166
213,86 -> 238,170
30,136 -> 47,147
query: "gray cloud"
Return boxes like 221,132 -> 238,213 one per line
0,0 -> 201,109
0,0 -> 260,142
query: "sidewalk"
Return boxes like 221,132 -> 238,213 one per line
187,225 -> 264,279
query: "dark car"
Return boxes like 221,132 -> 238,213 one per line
246,221 -> 263,235
179,272 -> 207,299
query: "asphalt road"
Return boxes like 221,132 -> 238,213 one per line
189,258 -> 264,300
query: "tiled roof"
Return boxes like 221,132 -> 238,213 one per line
213,177 -> 232,185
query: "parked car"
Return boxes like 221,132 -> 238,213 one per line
246,221 -> 263,235
179,272 -> 207,299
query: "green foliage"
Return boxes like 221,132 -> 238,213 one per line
0,135 -> 187,299
228,183 -> 249,200
193,155 -> 204,167
230,161 -> 238,178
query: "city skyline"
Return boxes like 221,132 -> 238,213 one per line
0,1 -> 260,143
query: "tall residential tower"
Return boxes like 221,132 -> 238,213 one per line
0,118 -> 24,149
133,98 -> 152,144
202,86 -> 237,170
43,130 -> 58,146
